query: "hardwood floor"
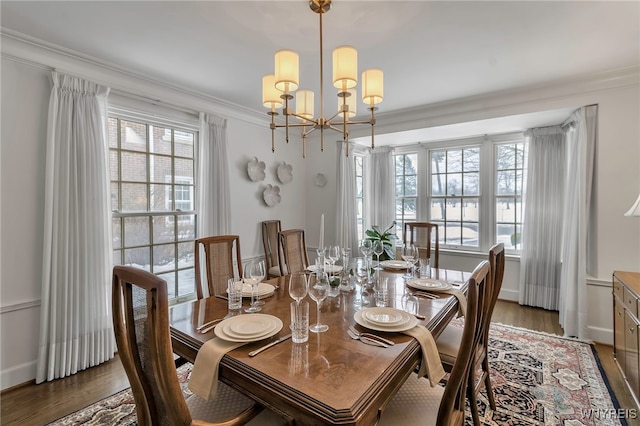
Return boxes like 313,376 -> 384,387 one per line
1,300 -> 638,425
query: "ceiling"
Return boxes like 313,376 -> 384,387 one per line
2,1 -> 638,144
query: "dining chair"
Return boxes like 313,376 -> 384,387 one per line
378,260 -> 490,426
403,222 -> 440,268
435,242 -> 505,424
195,235 -> 243,300
278,229 -> 309,275
111,265 -> 266,426
262,220 -> 286,278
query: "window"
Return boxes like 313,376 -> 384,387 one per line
430,147 -> 480,248
109,117 -> 197,301
355,154 -> 366,241
394,153 -> 418,240
495,142 -> 527,250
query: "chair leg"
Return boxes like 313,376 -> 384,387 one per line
468,374 -> 481,425
482,357 -> 497,410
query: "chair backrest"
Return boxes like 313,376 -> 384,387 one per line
112,266 -> 192,426
403,222 -> 440,268
195,235 -> 243,300
262,220 -> 283,278
486,242 -> 505,332
437,260 -> 490,425
278,229 -> 309,275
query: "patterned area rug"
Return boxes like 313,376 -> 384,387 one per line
49,323 -> 625,426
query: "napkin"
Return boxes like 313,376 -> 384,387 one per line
188,337 -> 247,400
442,289 -> 467,317
402,325 -> 446,387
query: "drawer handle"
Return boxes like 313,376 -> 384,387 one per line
630,327 -> 636,334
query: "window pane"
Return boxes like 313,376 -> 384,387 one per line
405,154 -> 417,175
124,247 -> 150,270
121,120 -> 147,152
463,223 -> 479,247
153,216 -> 175,244
446,173 -> 462,196
175,158 -> 194,180
175,132 -> 194,158
112,218 -> 121,249
447,150 -> 462,173
463,172 -> 479,195
462,198 -> 479,221
108,117 -> 118,148
431,174 -> 445,196
121,183 -> 148,211
109,151 -> 119,181
154,243 -> 176,273
404,175 -> 417,196
113,249 -> 122,266
177,216 -> 196,241
150,184 -> 171,211
445,198 -> 462,221
403,198 -> 416,220
178,241 -> 194,268
395,176 -> 403,196
157,271 -> 176,298
124,216 -> 150,246
497,170 -> 516,195
150,154 -> 172,183
178,268 -> 195,297
110,182 -> 119,210
431,151 -> 446,173
430,199 -> 445,221
121,151 -> 147,182
464,148 -> 480,171
151,127 -> 173,155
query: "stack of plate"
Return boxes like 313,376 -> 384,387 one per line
306,264 -> 343,273
379,260 -> 412,270
354,307 -> 417,332
406,278 -> 452,292
232,282 -> 276,299
215,314 -> 283,342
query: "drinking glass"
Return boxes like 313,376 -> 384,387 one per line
375,277 -> 389,307
308,271 -> 329,333
244,260 -> 264,312
227,278 -> 243,311
290,301 -> 310,344
327,245 -> 340,270
288,272 -> 308,304
401,244 -> 418,278
372,240 -> 384,269
359,239 -> 373,272
316,246 -> 326,271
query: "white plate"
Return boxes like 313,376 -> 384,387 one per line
363,307 -> 407,325
227,316 -> 276,337
215,314 -> 283,342
354,309 -> 417,332
306,264 -> 343,273
379,260 -> 411,270
406,278 -> 453,292
229,282 -> 275,297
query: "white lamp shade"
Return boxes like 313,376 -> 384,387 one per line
625,193 -> 640,217
361,68 -> 384,106
333,46 -> 358,91
295,90 -> 314,120
338,89 -> 357,118
275,49 -> 299,93
262,74 -> 283,109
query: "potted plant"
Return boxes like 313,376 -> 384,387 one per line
365,221 -> 397,261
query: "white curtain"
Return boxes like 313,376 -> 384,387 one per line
518,126 -> 566,310
197,113 -> 231,237
335,142 -> 359,252
367,147 -> 395,232
559,105 -> 597,339
37,71 -> 114,383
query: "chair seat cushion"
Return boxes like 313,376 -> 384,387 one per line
269,265 -> 284,277
186,382 -> 256,422
435,323 -> 462,367
379,374 -> 444,425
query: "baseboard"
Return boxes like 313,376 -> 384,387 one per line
1,359 -> 36,392
589,325 -> 613,346
498,288 -> 519,302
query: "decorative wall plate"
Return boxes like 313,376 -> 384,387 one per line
277,162 -> 293,184
315,173 -> 327,187
247,157 -> 266,182
263,184 -> 281,207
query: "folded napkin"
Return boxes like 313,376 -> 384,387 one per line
441,289 -> 467,317
402,325 -> 445,386
188,338 -> 247,400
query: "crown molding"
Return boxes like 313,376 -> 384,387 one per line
0,29 -> 266,125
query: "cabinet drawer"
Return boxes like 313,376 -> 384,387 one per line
624,287 -> 639,317
614,278 -> 624,299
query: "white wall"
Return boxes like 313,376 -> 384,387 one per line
1,32 -> 639,389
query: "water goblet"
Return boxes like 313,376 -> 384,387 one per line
327,245 -> 340,270
308,271 -> 329,333
372,240 -> 384,269
401,244 -> 418,278
243,260 -> 265,312
288,272 -> 308,305
360,239 -> 373,271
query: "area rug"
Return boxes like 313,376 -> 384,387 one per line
49,323 -> 626,426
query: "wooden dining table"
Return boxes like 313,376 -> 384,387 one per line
169,267 -> 470,425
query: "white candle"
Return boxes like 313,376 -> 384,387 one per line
319,214 -> 325,249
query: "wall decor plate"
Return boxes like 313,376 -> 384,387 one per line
315,173 -> 327,187
263,184 -> 281,207
277,162 -> 293,183
247,157 -> 266,181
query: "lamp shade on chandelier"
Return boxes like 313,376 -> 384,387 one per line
262,0 -> 383,157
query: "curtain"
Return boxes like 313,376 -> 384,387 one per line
367,147 -> 395,233
335,142 -> 359,253
559,105 -> 597,339
37,71 -> 114,383
518,126 -> 566,310
197,113 -> 231,237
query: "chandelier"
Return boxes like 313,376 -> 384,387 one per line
262,0 -> 384,157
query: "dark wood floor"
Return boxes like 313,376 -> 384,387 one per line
2,300 -> 638,425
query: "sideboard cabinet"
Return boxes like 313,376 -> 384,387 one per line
613,270 -> 640,407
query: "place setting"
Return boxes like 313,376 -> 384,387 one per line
406,277 -> 467,316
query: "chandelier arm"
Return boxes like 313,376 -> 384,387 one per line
273,122 -> 319,129
370,107 -> 375,149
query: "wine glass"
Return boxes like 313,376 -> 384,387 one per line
316,246 -> 326,272
401,244 -> 418,278
359,239 -> 373,270
289,271 -> 308,305
244,260 -> 265,312
327,245 -> 340,271
372,240 -> 384,269
308,271 -> 329,333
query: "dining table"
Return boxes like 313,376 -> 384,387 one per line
169,266 -> 470,425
